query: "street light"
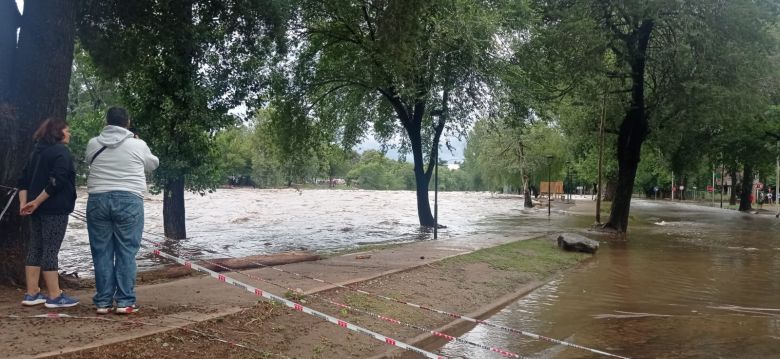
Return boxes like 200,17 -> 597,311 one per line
429,109 -> 446,239
434,149 -> 439,239
546,155 -> 554,217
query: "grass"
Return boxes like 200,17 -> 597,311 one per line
442,237 -> 591,278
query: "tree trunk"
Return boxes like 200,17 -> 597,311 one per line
163,177 -> 187,239
518,145 -> 533,208
605,19 -> 654,233
0,1 -> 77,285
408,128 -> 435,227
738,165 -> 753,211
383,89 -> 442,228
729,167 -> 738,206
159,0 -> 194,240
603,177 -> 617,201
522,176 -> 533,208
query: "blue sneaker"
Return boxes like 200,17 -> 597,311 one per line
21,292 -> 48,306
44,292 -> 79,308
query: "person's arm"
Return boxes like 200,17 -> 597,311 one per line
21,191 -> 49,216
18,190 -> 28,215
16,157 -> 31,214
141,142 -> 159,172
21,148 -> 70,215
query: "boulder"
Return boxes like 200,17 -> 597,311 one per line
557,233 -> 599,254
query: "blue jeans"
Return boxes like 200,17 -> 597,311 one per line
87,191 -> 144,308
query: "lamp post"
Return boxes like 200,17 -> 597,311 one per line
434,151 -> 439,239
546,155 -> 554,217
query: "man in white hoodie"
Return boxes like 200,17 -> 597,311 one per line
85,107 -> 159,315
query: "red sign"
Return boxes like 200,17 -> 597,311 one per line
756,183 -> 763,190
706,185 -> 714,192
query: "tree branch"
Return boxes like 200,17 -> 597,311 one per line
378,86 -> 411,129
361,1 -> 376,42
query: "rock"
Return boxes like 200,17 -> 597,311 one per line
557,233 -> 599,254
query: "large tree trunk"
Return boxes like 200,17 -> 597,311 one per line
738,165 -> 753,211
160,0 -> 194,240
605,19 -> 654,233
0,1 -> 77,285
603,176 -> 617,201
384,89 -> 443,228
408,127 -> 435,227
522,176 -> 533,208
163,177 -> 187,239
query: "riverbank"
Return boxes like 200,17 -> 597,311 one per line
0,195 -> 600,359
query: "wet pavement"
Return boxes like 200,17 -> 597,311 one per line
443,199 -> 780,358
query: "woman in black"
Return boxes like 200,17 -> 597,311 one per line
17,118 -> 79,308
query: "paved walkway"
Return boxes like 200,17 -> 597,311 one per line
0,229 -> 543,358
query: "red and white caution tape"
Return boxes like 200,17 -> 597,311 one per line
2,313 -> 287,357
149,237 -> 628,358
185,251 -> 529,358
147,245 -> 447,359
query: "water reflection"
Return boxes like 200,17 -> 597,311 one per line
442,200 -> 780,358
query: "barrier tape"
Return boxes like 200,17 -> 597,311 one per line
70,209 -> 628,359
161,242 -> 529,359
2,313 -> 287,358
145,244 -> 447,359
0,187 -> 18,221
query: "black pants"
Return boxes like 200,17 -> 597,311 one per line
26,214 -> 69,271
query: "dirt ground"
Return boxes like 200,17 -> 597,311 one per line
46,238 -> 590,359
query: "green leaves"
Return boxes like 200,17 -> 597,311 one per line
78,0 -> 289,192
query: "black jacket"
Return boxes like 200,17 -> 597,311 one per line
17,142 -> 77,215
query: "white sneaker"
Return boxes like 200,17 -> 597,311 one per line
96,307 -> 113,315
115,304 -> 139,314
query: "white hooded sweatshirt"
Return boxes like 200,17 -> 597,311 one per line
86,125 -> 159,197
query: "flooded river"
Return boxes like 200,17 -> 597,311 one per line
442,200 -> 780,358
61,188 -> 529,274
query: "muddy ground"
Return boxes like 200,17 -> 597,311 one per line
51,238 -> 591,359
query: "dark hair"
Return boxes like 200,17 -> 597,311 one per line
32,118 -> 68,144
106,106 -> 130,127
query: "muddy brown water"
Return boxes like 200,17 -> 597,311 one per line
60,188 -> 537,275
442,200 -> 780,359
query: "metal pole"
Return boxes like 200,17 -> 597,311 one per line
547,160 -> 552,217
776,141 -> 779,218
720,163 -> 724,208
672,172 -> 675,201
434,150 -> 439,239
712,167 -> 715,207
565,166 -> 568,203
